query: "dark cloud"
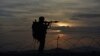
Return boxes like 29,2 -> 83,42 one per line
69,18 -> 80,20
0,10 -> 14,17
51,26 -> 100,35
72,13 -> 100,18
83,0 -> 100,3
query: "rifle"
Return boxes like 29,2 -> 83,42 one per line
33,19 -> 59,28
44,21 -> 59,28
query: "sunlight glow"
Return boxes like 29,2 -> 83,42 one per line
56,22 -> 70,27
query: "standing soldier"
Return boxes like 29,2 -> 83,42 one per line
32,16 -> 50,52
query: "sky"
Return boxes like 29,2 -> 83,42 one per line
0,0 -> 100,51
0,0 -> 100,27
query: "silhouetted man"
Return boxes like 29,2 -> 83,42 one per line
32,16 -> 50,52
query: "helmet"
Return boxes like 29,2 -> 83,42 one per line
39,16 -> 45,22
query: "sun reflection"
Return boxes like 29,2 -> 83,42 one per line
48,30 -> 61,33
58,34 -> 65,37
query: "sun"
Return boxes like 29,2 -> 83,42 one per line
56,22 -> 69,27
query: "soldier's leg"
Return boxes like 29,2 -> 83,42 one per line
38,36 -> 45,52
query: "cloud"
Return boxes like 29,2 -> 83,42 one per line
0,0 -> 100,26
72,13 -> 100,19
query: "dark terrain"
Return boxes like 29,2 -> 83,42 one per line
0,47 -> 100,56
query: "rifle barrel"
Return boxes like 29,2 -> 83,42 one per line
44,21 -> 59,24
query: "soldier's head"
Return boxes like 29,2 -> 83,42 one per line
39,16 -> 45,22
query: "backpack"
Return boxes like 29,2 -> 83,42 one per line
32,21 -> 38,39
32,20 -> 48,41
